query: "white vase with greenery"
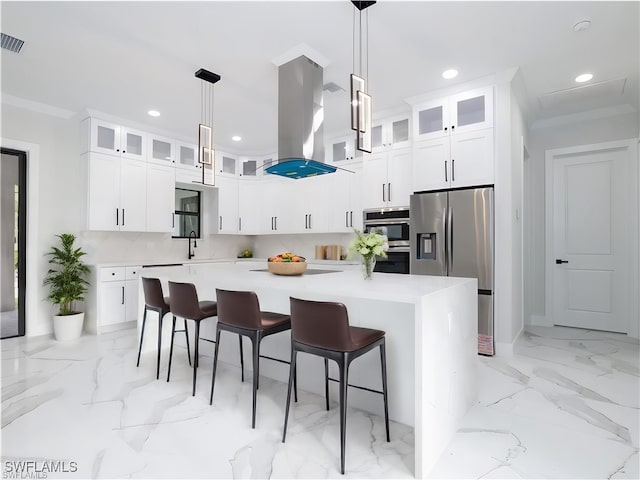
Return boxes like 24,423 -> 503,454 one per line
348,229 -> 389,280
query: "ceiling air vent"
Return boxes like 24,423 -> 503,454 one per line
1,33 -> 24,53
323,82 -> 345,93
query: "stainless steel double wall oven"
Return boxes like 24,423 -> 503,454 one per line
362,207 -> 410,274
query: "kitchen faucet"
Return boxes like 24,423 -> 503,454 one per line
188,230 -> 197,259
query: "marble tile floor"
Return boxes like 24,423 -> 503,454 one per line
1,325 -> 638,479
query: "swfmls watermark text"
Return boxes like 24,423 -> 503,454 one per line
3,460 -> 78,479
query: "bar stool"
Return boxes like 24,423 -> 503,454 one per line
137,277 -> 191,379
210,289 -> 297,429
166,281 -> 220,396
282,297 -> 390,475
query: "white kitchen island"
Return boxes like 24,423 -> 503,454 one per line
140,262 -> 478,477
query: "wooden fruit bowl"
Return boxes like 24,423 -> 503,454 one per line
267,261 -> 307,276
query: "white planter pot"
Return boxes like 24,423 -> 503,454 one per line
53,312 -> 84,341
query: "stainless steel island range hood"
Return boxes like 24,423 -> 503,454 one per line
266,55 -> 335,179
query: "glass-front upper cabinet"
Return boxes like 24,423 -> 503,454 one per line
371,114 -> 411,151
239,156 -> 259,177
148,134 -> 175,165
414,86 -> 493,141
215,150 -> 238,177
328,135 -> 362,164
260,154 -> 278,177
86,118 -> 146,161
449,87 -> 494,134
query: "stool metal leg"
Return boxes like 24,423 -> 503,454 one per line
251,334 -> 260,428
339,354 -> 349,475
282,346 -> 297,443
184,319 -> 192,367
192,320 -> 200,396
136,306 -> 148,367
324,358 -> 330,410
239,334 -> 244,382
294,361 -> 298,403
209,326 -> 222,404
156,312 -> 163,380
380,340 -> 390,442
166,316 -> 177,382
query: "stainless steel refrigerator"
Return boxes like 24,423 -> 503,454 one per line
410,187 -> 494,355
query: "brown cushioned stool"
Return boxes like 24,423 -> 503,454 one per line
283,297 -> 390,475
210,289 -> 297,429
166,281 -> 221,396
137,277 -> 191,379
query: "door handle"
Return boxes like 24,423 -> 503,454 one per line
345,211 -> 349,228
350,211 -> 353,227
387,183 -> 391,202
305,214 -> 308,229
116,208 -> 119,226
555,259 -> 569,264
121,286 -> 125,305
382,184 -> 386,202
239,217 -> 242,231
444,161 -> 448,182
308,214 -> 312,229
219,216 -> 222,230
274,216 -> 277,230
122,209 -> 125,226
452,159 -> 455,182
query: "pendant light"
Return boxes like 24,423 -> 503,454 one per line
195,68 -> 220,186
351,0 -> 375,153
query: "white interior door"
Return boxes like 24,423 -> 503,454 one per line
551,145 -> 630,333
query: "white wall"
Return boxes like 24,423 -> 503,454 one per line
525,110 -> 640,324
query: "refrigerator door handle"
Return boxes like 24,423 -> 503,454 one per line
443,207 -> 449,275
448,207 -> 454,272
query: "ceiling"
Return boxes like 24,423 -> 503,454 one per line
1,1 -> 638,154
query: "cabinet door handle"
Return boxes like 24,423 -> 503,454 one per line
452,159 -> 455,182
219,216 -> 222,230
345,211 -> 349,228
444,161 -> 448,182
444,126 -> 448,132
382,184 -> 386,202
239,217 -> 242,231
116,208 -> 119,226
122,209 -> 125,226
308,214 -> 312,229
305,214 -> 308,229
275,216 -> 277,230
350,211 -> 353,227
387,183 -> 391,202
121,286 -> 125,305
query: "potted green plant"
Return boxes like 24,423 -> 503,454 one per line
43,233 -> 90,341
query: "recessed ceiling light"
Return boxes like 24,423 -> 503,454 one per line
573,20 -> 591,32
147,110 -> 160,117
442,69 -> 458,80
575,73 -> 593,83
232,135 -> 242,142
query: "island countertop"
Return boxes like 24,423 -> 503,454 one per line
139,262 -> 478,477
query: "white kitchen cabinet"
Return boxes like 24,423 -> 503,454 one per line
259,179 -> 291,233
87,265 -> 140,334
413,127 -> 494,192
239,156 -> 259,177
216,176 -> 239,233
238,178 -> 262,234
175,141 -> 202,184
414,86 -> 493,141
84,118 -> 146,161
362,147 -> 412,209
146,163 -> 175,232
148,134 -> 176,166
371,114 -> 411,152
289,175 -> 330,233
329,166 -> 362,232
86,153 -> 147,232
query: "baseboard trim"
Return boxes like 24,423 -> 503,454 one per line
528,314 -> 553,327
